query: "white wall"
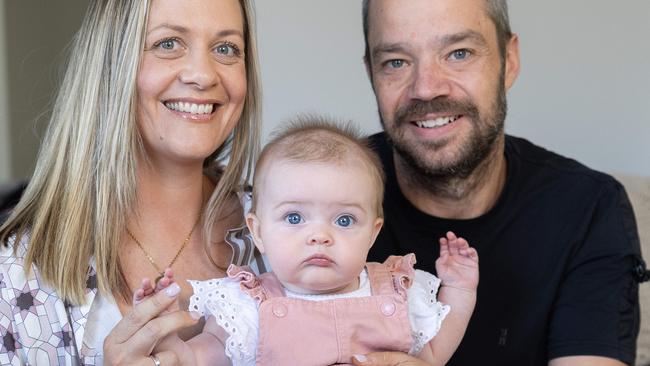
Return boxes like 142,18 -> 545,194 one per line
0,2 -> 11,182
254,1 -> 650,177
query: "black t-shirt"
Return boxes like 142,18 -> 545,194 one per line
368,132 -> 642,365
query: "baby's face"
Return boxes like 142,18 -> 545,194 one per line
247,158 -> 383,295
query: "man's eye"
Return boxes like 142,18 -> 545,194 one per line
449,49 -> 470,61
388,59 -> 405,68
285,213 -> 302,225
335,215 -> 355,227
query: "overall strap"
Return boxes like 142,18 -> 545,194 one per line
365,262 -> 397,296
366,254 -> 417,297
256,272 -> 286,298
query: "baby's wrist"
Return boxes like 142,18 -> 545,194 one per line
440,284 -> 477,294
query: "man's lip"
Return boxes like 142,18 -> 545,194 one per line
303,254 -> 335,267
408,113 -> 463,123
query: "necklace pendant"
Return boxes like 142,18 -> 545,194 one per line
154,273 -> 165,285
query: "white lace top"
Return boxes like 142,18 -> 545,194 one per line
188,268 -> 450,366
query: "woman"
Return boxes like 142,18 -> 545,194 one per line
0,0 -> 261,364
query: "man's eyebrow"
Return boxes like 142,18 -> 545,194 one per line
439,30 -> 488,48
371,30 -> 488,60
371,43 -> 408,60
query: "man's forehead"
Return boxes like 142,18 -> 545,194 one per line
367,0 -> 494,50
367,0 -> 491,36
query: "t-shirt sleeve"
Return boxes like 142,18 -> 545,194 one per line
188,277 -> 258,365
547,182 -> 642,364
406,269 -> 451,355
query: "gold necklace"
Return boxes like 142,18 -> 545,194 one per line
126,213 -> 201,284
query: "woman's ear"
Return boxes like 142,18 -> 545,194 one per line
246,213 -> 265,253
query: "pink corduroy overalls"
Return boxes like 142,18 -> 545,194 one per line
227,254 -> 416,366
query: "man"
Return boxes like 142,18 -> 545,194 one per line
355,0 -> 645,365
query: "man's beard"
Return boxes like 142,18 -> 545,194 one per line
382,74 -> 507,195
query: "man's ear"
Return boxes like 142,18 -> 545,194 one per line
246,213 -> 265,253
504,34 -> 521,91
364,55 -> 376,88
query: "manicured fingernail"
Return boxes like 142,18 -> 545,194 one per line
165,283 -> 180,297
353,354 -> 367,362
189,311 -> 202,320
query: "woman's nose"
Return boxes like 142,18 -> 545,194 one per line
179,50 -> 220,89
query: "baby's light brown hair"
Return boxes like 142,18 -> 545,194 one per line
251,115 -> 385,217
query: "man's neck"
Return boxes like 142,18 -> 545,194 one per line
394,138 -> 507,220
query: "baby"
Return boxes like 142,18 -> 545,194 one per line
135,117 -> 479,366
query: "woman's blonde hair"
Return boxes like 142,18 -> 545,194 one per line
0,0 -> 261,305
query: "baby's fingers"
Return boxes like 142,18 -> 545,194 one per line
133,278 -> 154,305
439,237 -> 449,258
459,247 -> 479,265
155,268 -> 175,293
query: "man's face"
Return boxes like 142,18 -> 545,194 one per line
366,0 -> 519,179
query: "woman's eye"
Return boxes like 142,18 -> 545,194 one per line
154,38 -> 179,51
449,49 -> 470,61
215,42 -> 240,57
335,215 -> 355,227
285,213 -> 302,225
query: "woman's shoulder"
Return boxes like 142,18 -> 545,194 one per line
0,234 -> 51,294
1,234 -> 29,268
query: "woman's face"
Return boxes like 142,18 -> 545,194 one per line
137,0 -> 246,167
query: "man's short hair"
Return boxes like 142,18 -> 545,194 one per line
362,0 -> 513,67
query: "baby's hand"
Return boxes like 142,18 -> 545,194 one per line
133,268 -> 179,312
435,231 -> 479,292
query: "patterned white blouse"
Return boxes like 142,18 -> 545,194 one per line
0,222 -> 261,365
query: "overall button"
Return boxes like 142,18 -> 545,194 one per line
380,301 -> 396,316
272,303 -> 288,317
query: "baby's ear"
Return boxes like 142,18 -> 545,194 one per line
246,213 -> 265,253
369,217 -> 384,247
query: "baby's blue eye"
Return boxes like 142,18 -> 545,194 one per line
285,213 -> 302,225
335,215 -> 354,227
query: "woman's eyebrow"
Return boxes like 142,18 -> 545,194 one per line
147,24 -> 244,39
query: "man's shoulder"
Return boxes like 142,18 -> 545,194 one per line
368,132 -> 391,157
505,135 -> 622,194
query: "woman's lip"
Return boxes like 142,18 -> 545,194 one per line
163,97 -> 224,104
162,100 -> 222,121
303,254 -> 334,267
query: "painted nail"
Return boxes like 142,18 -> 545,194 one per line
165,283 -> 180,297
189,311 -> 202,320
353,354 -> 368,363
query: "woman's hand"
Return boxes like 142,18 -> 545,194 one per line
352,352 -> 433,366
103,283 -> 199,365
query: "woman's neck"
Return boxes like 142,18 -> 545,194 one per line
133,159 -> 207,229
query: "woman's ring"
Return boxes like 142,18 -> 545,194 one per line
150,354 -> 161,366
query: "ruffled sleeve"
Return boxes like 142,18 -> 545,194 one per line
188,277 -> 259,366
406,269 -> 451,355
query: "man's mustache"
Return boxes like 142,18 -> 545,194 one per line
395,97 -> 480,124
